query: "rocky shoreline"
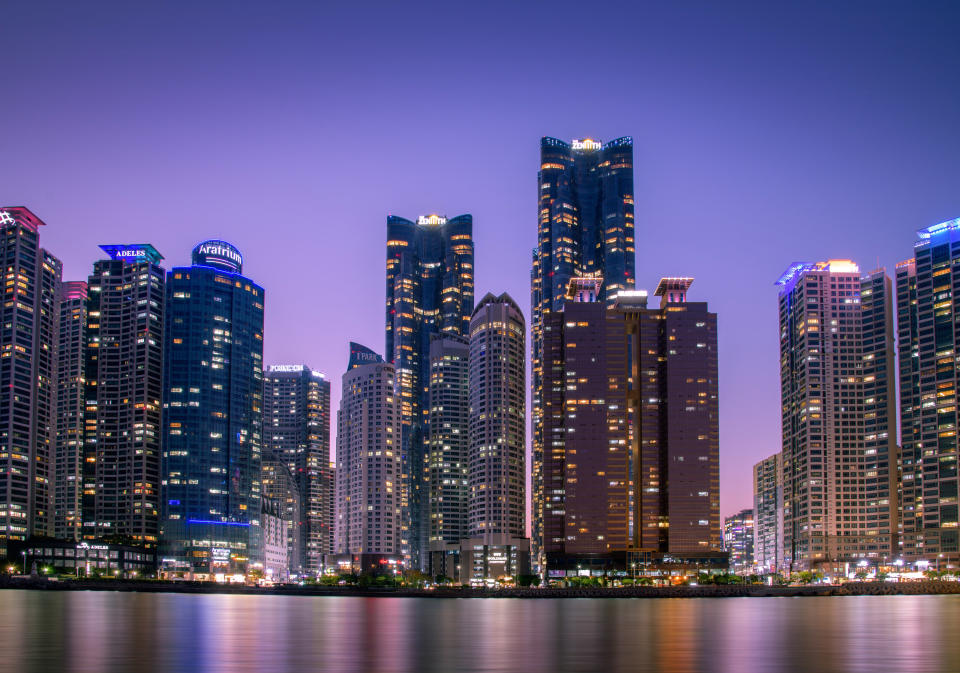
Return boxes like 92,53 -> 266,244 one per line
3,577 -> 960,599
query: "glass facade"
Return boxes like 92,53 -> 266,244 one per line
385,214 -> 474,569
531,137 -> 635,567
898,218 -> 960,562
263,364 -> 332,574
160,240 -> 264,576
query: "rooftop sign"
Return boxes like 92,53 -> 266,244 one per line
192,240 -> 243,273
99,244 -> 164,264
417,215 -> 447,226
571,138 -> 602,151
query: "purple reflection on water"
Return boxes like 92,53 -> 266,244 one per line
1,592 -> 959,673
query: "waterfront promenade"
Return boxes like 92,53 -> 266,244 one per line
3,576 -> 959,599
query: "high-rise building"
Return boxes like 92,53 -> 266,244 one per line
54,281 -> 87,541
777,260 -> 897,570
430,295 -> 531,582
426,333 -> 470,548
898,218 -> 960,563
723,509 -> 755,574
541,278 -> 631,562
385,213 -> 474,569
261,450 -> 302,576
621,279 -> 721,555
0,207 -> 62,557
83,245 -> 165,548
540,277 -> 721,575
332,343 -> 401,569
264,364 -> 332,574
161,240 -> 264,577
860,268 -> 899,558
753,452 -> 784,574
468,293 -> 526,540
531,136 -> 635,566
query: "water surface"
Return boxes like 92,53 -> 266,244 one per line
1,591 -> 957,673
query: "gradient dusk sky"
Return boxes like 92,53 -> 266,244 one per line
3,0 -> 959,519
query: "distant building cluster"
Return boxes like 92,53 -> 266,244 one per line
8,135 -> 951,584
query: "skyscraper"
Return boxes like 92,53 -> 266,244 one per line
753,452 -> 784,574
622,278 -> 721,555
0,207 -> 62,557
333,343 -> 401,569
531,136 -> 635,566
385,213 -> 474,568
161,240 -> 264,577
541,277 -> 720,575
54,281 -> 87,541
468,293 -> 526,541
542,278 -> 631,562
83,245 -> 165,548
860,268 -> 899,559
426,333 -> 470,548
777,260 -> 897,570
898,218 -> 960,564
264,364 -> 332,574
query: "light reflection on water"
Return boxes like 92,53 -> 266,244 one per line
1,591 -> 959,673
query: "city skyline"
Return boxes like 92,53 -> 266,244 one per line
4,1 -> 960,522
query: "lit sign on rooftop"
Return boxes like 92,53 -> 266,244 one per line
571,139 -> 602,151
99,244 -> 164,264
917,217 -> 960,240
0,211 -> 15,226
417,215 -> 447,226
267,364 -> 326,378
192,240 -> 243,273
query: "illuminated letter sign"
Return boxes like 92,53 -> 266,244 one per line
194,240 -> 243,271
99,244 -> 163,263
571,139 -> 602,151
0,211 -> 16,226
269,365 -> 305,373
417,215 -> 447,226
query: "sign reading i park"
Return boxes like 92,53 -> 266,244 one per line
99,244 -> 165,264
192,240 -> 243,273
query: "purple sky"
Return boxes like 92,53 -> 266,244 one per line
3,1 -> 959,519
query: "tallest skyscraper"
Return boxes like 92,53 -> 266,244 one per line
530,137 -> 635,567
386,214 -> 474,569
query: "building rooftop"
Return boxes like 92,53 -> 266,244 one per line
917,216 -> 960,240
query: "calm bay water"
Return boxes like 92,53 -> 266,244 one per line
1,591 -> 959,673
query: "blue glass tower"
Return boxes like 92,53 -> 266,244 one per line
160,240 -> 265,577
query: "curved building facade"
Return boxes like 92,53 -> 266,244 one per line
385,214 -> 474,568
468,293 -> 526,539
